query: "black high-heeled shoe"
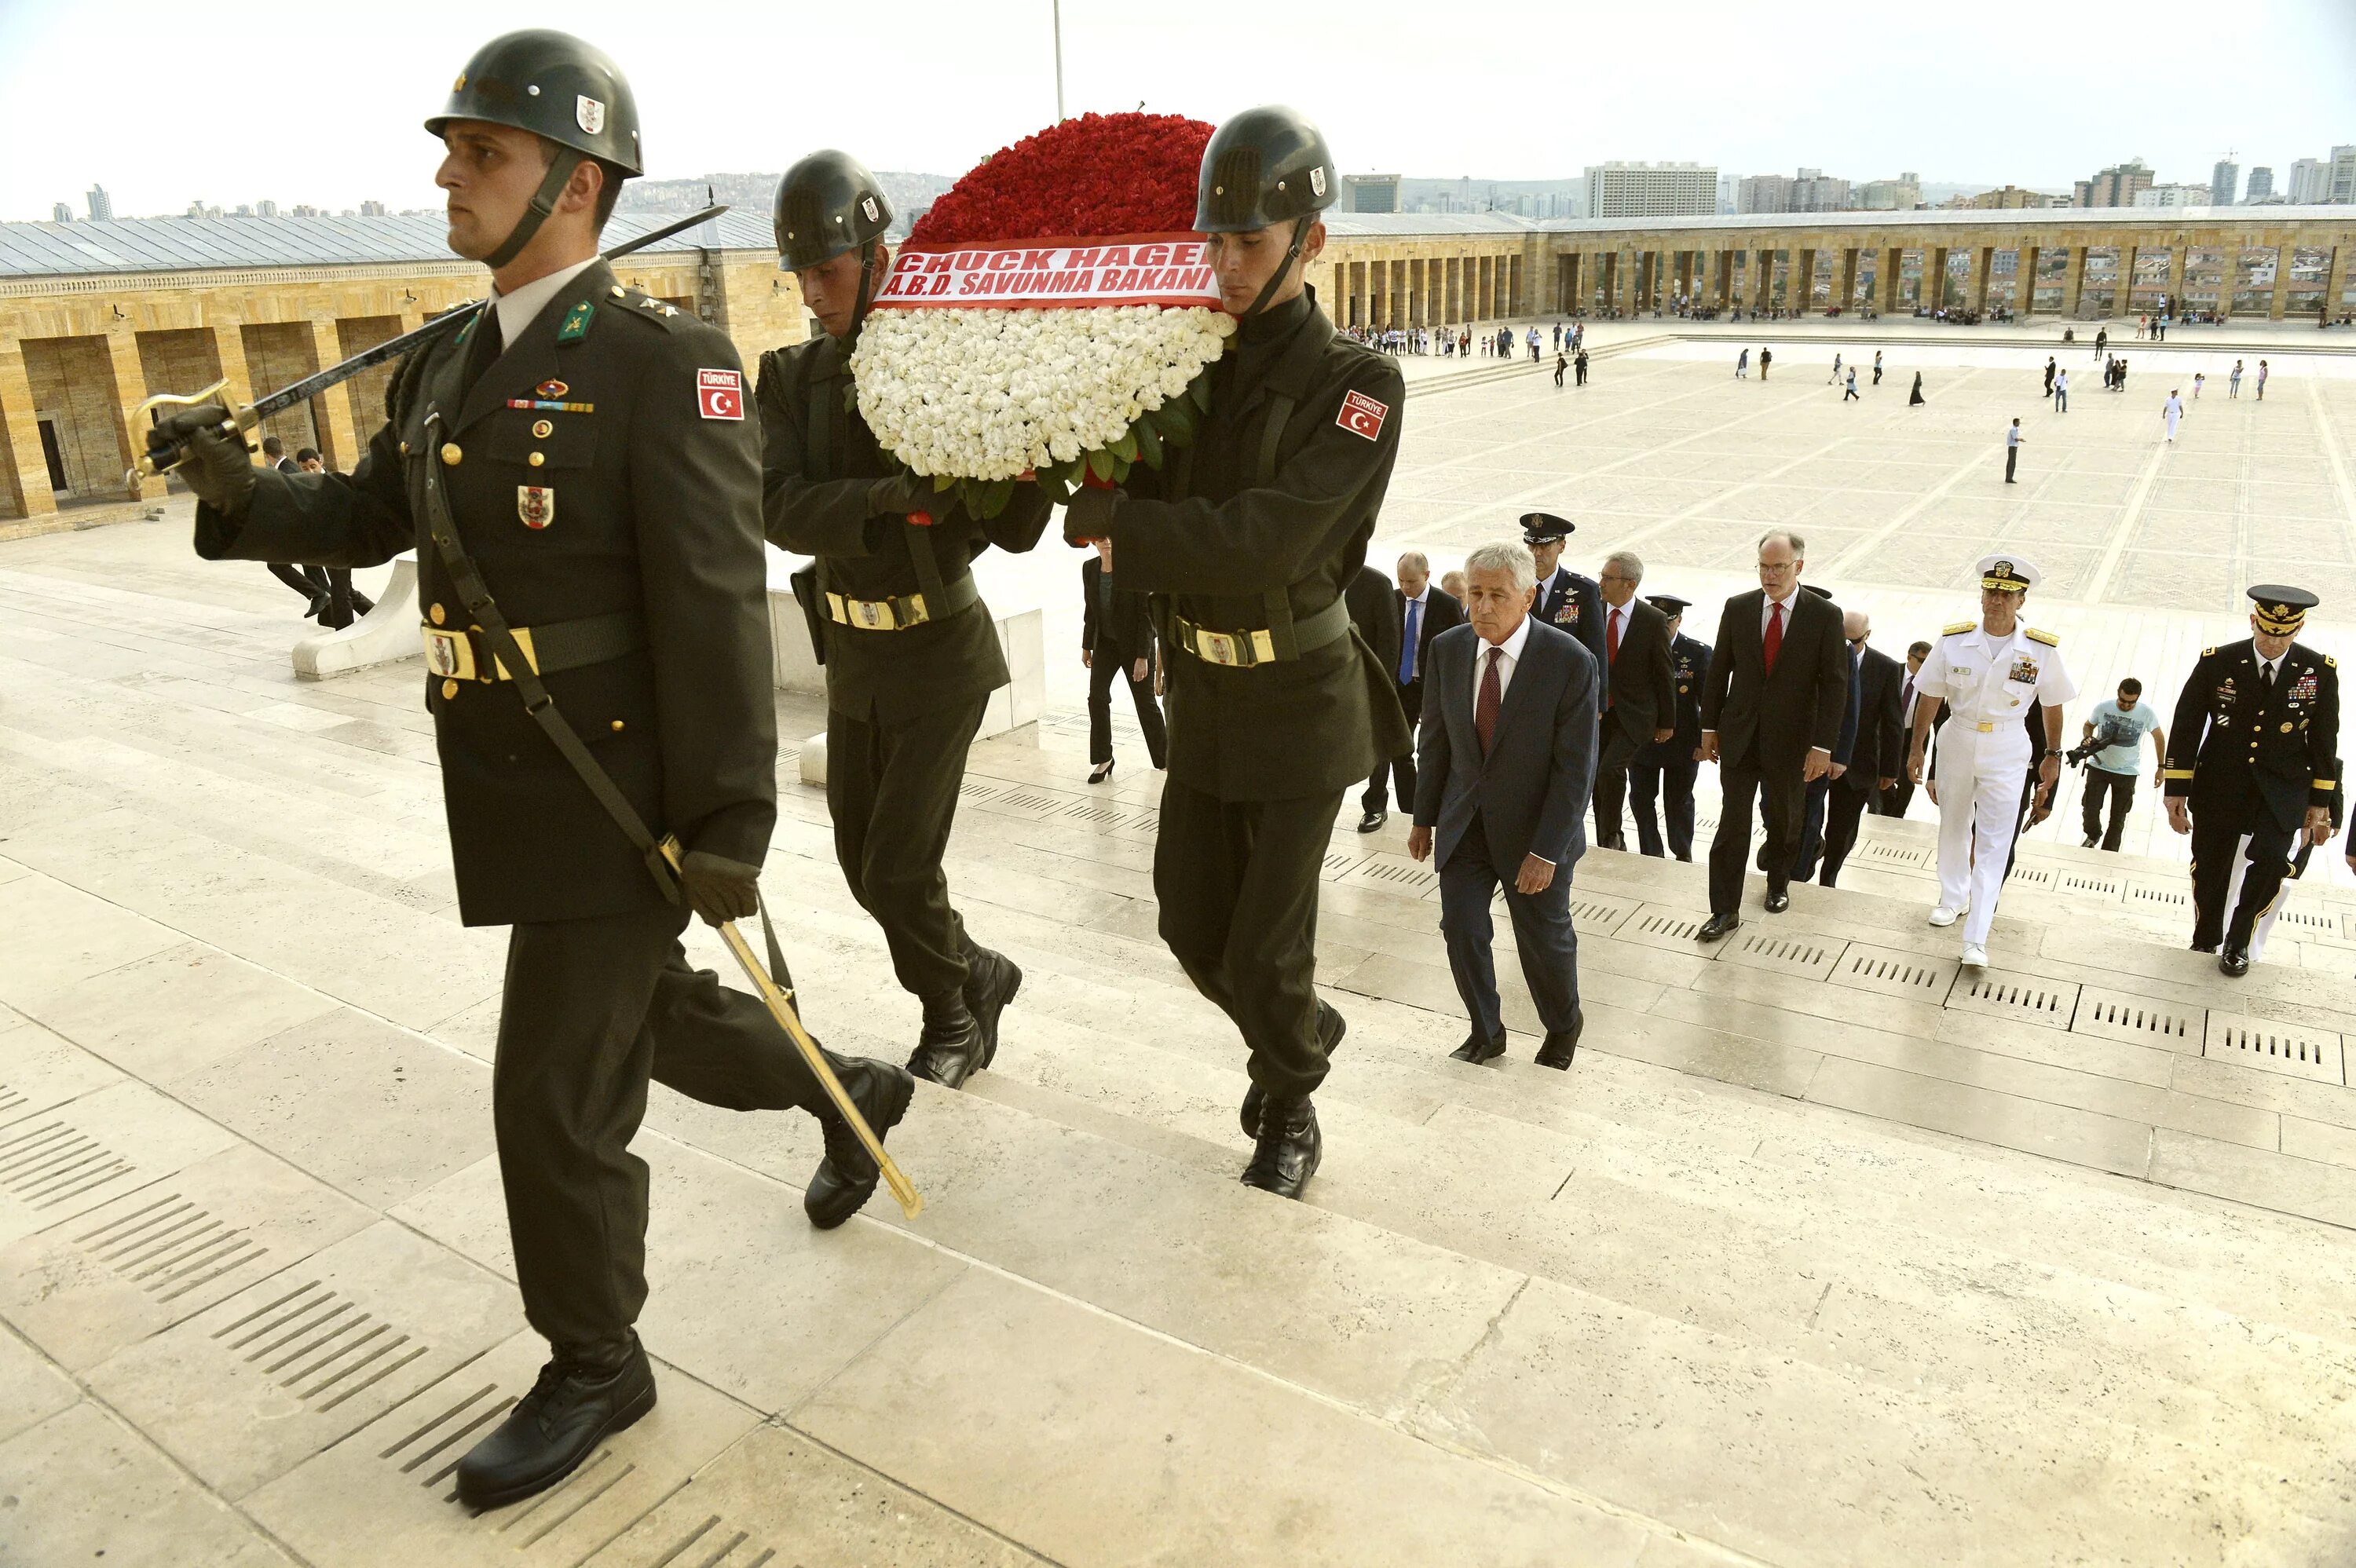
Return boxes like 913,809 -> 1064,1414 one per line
1088,760 -> 1114,784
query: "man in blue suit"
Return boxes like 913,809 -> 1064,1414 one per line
1408,540 -> 1600,1069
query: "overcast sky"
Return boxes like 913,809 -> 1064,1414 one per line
4,0 -> 2352,221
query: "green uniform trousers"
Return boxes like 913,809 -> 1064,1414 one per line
494,902 -> 840,1347
825,696 -> 986,1002
1154,779 -> 1342,1102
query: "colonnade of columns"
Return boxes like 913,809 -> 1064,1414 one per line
1323,250 -> 1530,332
1545,239 -> 2351,323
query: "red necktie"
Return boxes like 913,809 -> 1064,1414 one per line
1764,600 -> 1784,675
1477,645 -> 1502,755
1608,608 -> 1622,664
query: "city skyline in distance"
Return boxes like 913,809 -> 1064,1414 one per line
5,0 -> 2351,224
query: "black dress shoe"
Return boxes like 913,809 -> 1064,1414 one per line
1357,810 -> 1387,833
1764,889 -> 1791,914
1240,1096 -> 1321,1199
962,945 -> 1022,1073
455,1336 -> 656,1510
804,1058 -> 916,1230
906,1003 -> 986,1089
1449,1030 -> 1506,1064
350,592 -> 375,616
1242,1002 -> 1344,1138
2190,941 -> 2219,955
1697,912 -> 1740,943
2219,947 -> 2252,978
1534,1009 -> 1583,1069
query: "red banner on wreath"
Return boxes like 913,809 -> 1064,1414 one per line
872,232 -> 1220,310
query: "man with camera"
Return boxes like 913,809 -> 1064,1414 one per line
2073,678 -> 2164,850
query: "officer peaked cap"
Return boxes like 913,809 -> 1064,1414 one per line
2248,583 -> 2319,636
1976,554 -> 2040,593
1646,594 -> 1690,616
1519,513 -> 1572,543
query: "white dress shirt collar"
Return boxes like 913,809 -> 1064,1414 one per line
492,256 -> 599,353
1475,611 -> 1535,703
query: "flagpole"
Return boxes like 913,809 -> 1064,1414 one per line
1052,0 -> 1065,121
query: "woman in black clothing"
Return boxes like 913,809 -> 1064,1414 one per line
1080,539 -> 1166,783
1908,371 -> 1926,406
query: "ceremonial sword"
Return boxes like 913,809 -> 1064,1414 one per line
125,203 -> 730,487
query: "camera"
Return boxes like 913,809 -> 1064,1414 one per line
2065,720 -> 2131,770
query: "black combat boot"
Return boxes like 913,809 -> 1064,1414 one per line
907,992 -> 986,1089
1240,1001 -> 1345,1139
961,943 -> 1023,1073
805,1057 -> 916,1230
455,1334 -> 655,1510
1240,1095 -> 1322,1199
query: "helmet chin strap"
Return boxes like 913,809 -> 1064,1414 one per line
846,243 -> 882,343
1239,214 -> 1315,320
484,147 -> 584,272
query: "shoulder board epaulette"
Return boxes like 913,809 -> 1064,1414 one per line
602,283 -> 685,332
1942,620 -> 1974,635
2025,627 -> 2058,646
2328,656 -> 2339,669
2202,646 -> 2216,657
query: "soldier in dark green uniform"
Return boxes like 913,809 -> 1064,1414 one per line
152,32 -> 913,1508
1063,107 -> 1409,1199
2163,584 -> 2340,976
1627,594 -> 1709,860
755,152 -> 1047,1088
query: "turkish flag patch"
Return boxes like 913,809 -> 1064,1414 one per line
697,368 -> 744,421
1337,388 -> 1388,441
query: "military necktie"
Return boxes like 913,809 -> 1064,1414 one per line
1477,645 -> 1502,755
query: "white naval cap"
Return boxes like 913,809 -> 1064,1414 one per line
1974,554 -> 2040,593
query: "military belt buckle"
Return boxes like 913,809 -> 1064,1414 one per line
1196,628 -> 1238,666
1975,721 -> 1996,733
422,625 -> 480,682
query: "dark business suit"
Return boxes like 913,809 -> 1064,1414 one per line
1630,632 -> 1709,858
1414,619 -> 1599,1046
1815,643 -> 1903,884
1700,587 -> 1849,916
1881,663 -> 1929,817
1366,583 -> 1464,817
1589,595 -> 1676,850
1081,554 -> 1165,769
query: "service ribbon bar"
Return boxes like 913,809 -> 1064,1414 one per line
873,232 -> 1220,310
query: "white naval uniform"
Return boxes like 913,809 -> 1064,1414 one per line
1916,620 -> 2080,945
2223,832 -> 2313,963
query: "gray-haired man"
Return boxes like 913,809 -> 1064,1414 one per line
1590,549 -> 1677,851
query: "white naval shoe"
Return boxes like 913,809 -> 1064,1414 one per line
1960,943 -> 1988,968
1928,904 -> 1966,927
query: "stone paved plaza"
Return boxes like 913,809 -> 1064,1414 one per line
7,323 -> 2356,1566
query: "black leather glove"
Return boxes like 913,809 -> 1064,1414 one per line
679,850 -> 761,926
865,472 -> 935,519
1063,485 -> 1118,546
152,406 -> 256,517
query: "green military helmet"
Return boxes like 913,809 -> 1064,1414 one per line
1195,105 -> 1335,233
427,29 -> 642,175
774,151 -> 893,272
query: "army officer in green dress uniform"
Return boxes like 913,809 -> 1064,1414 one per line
2164,584 -> 2340,976
1063,107 -> 1410,1200
756,151 -> 1047,1090
154,32 -> 912,1510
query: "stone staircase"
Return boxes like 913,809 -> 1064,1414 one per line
11,641 -> 2356,1565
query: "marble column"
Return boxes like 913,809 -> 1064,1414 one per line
2113,244 -> 2138,318
0,339 -> 57,520
2268,242 -> 2297,321
2015,245 -> 2040,316
2058,246 -> 2087,317
1971,246 -> 1995,314
1922,246 -> 1948,311
2215,249 -> 2237,321
1838,249 -> 1859,313
1879,246 -> 1904,313
1753,248 -> 1776,313
2323,244 -> 2351,322
296,318 -> 360,473
2164,245 -> 2188,317
102,330 -> 163,501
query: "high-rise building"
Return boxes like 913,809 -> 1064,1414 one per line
1858,172 -> 1922,210
359,199 -> 388,217
1735,173 -> 1791,214
1716,174 -> 1737,214
2132,184 -> 2213,208
51,202 -> 72,222
291,203 -> 320,217
86,184 -> 113,221
1582,162 -> 1718,220
2332,147 -> 2356,203
1736,168 -> 1850,214
2074,161 -> 2153,208
1341,174 -> 1399,214
2246,166 -> 2274,202
2288,158 -> 2327,203
256,199 -> 278,217
2210,159 -> 2238,206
